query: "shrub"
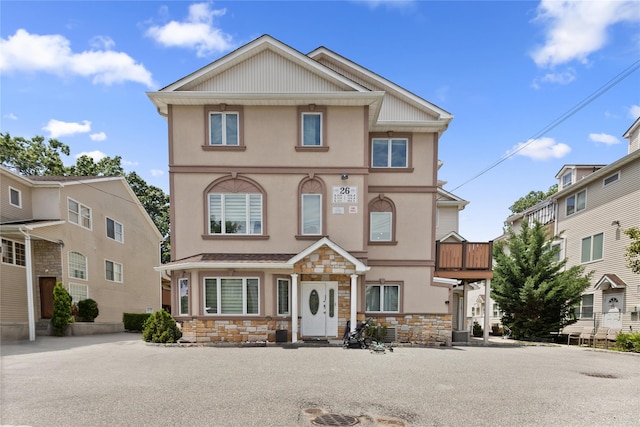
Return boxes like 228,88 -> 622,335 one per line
122,312 -> 152,332
472,321 -> 483,337
142,310 -> 182,343
364,318 -> 388,343
77,298 -> 99,322
614,332 -> 640,353
51,282 -> 72,336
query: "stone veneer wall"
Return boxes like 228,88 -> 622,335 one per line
32,241 -> 62,279
370,314 -> 453,346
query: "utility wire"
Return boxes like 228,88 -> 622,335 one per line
449,58 -> 640,193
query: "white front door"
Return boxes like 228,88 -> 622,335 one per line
301,282 -> 338,337
602,293 -> 623,328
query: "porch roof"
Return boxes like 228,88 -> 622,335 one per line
594,274 -> 627,290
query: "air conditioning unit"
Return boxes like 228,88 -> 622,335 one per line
383,327 -> 397,343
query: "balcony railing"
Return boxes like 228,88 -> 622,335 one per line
436,241 -> 493,271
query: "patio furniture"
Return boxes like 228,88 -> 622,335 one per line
592,327 -> 609,348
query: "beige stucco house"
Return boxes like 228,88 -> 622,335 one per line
0,166 -> 163,341
149,35 -> 492,345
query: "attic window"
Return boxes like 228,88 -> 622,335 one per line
562,171 -> 572,189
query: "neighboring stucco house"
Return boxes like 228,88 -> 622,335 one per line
489,117 -> 640,335
149,35 -> 492,346
0,166 -> 163,341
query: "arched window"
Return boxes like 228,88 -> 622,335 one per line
298,177 -> 325,238
369,196 -> 396,244
205,176 -> 265,236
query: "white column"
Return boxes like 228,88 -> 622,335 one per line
350,274 -> 358,333
23,232 -> 36,341
291,273 -> 298,343
484,279 -> 491,346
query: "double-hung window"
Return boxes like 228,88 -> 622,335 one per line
178,278 -> 189,316
204,277 -> 259,315
302,194 -> 322,235
581,233 -> 603,263
106,217 -> 123,242
365,284 -> 400,313
68,198 -> 91,229
574,294 -> 594,319
209,111 -> 239,146
371,138 -> 408,168
1,239 -> 26,266
302,112 -> 322,146
277,278 -> 291,316
209,193 -> 262,235
561,171 -> 573,189
565,189 -> 586,216
69,251 -> 87,280
105,260 -> 123,282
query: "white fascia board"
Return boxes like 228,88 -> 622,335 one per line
371,120 -> 451,133
434,277 -> 461,286
154,262 -> 294,272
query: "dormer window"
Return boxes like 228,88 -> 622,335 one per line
561,171 -> 572,189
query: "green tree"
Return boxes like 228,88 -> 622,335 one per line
0,133 -> 69,175
51,282 -> 72,336
623,227 -> 640,274
0,133 -> 171,263
492,221 -> 592,341
509,184 -> 558,214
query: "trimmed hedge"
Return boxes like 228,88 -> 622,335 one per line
123,313 -> 151,332
142,310 -> 182,343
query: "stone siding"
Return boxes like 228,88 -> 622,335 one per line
369,314 -> 453,346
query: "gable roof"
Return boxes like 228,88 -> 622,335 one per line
594,274 -> 627,290
147,35 -> 451,133
288,237 -> 369,274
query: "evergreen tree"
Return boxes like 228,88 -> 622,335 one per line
623,227 -> 640,274
492,221 -> 591,341
51,282 -> 72,336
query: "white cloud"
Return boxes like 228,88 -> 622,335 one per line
589,133 -> 619,145
150,169 -> 165,177
357,0 -> 415,9
0,29 -> 155,87
629,104 -> 640,119
90,132 -> 107,141
43,119 -> 91,138
510,137 -> 571,160
75,150 -> 107,161
146,2 -> 234,57
122,160 -> 139,167
531,0 -> 639,68
89,35 -> 115,50
4,113 -> 18,120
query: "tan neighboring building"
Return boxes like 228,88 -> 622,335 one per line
0,167 -> 163,341
149,35 -> 492,345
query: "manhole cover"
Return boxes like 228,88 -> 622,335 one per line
582,372 -> 618,379
312,413 -> 359,426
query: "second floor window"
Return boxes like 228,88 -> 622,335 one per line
68,198 -> 91,229
106,218 -> 123,242
369,196 -> 396,243
565,189 -> 586,216
302,194 -> 322,235
209,193 -> 262,235
69,251 -> 87,280
372,138 -> 408,168
105,260 -> 123,282
209,111 -> 239,146
581,233 -> 603,263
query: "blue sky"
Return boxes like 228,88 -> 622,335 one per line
2,0 -> 639,242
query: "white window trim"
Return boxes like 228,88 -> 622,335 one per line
209,111 -> 240,146
67,197 -> 92,230
178,278 -> 189,316
365,284 -> 400,313
68,282 -> 89,304
8,186 -> 22,208
1,238 -> 26,267
203,277 -> 260,315
580,232 -> 604,264
105,259 -> 123,283
603,171 -> 620,187
68,251 -> 88,281
301,112 -> 323,147
106,217 -> 124,243
561,171 -> 573,189
371,138 -> 409,168
301,193 -> 322,235
208,193 -> 263,235
575,293 -> 594,319
565,189 -> 586,217
276,278 -> 291,316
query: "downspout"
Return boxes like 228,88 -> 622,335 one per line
19,228 -> 36,341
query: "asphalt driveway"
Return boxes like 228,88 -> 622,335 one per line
1,334 -> 639,426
